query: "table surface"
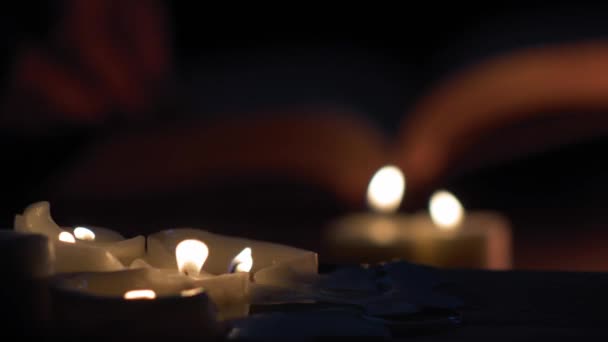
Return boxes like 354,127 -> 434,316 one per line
407,269 -> 608,340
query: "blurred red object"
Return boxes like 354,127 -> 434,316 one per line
3,0 -> 172,129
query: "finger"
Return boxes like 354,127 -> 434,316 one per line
397,41 -> 608,191
12,47 -> 108,122
120,0 -> 172,84
61,0 -> 147,114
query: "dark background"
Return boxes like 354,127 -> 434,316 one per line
3,1 -> 608,271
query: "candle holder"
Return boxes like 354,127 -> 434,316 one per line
49,269 -> 223,339
144,227 -> 319,319
325,211 -> 511,269
0,230 -> 54,336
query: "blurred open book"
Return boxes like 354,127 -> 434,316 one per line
49,111 -> 391,204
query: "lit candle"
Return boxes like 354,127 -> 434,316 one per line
52,231 -> 125,273
15,202 -> 145,272
0,230 -> 54,331
325,165 -> 512,269
144,229 -> 318,319
12,201 -> 320,323
145,228 -> 317,277
133,237 -> 251,320
49,267 -> 222,338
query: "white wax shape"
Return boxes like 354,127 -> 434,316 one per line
16,203 -> 126,245
130,258 -> 154,269
50,268 -> 221,338
191,272 -> 250,320
54,237 -> 124,273
54,267 -> 198,296
146,228 -> 317,277
125,260 -> 248,319
15,202 -> 146,270
14,215 -> 25,231
0,230 -> 55,322
68,225 -> 143,266
0,230 -> 54,277
16,201 -> 63,236
81,235 -> 146,267
253,253 -> 319,287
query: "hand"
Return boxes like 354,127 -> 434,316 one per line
395,41 -> 608,198
4,0 -> 172,127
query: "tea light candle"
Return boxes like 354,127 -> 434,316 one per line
325,165 -> 512,269
145,228 -> 318,283
15,202 -> 145,272
0,230 -> 54,332
53,231 -> 125,273
143,229 -> 319,319
12,201 -> 322,325
49,268 -> 222,338
144,237 -> 254,320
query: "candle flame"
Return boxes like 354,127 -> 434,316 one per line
175,239 -> 209,276
124,289 -> 156,300
229,247 -> 253,273
367,165 -> 406,214
58,231 -> 76,243
180,287 -> 204,297
74,226 -> 95,241
429,190 -> 464,230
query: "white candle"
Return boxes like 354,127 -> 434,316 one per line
325,166 -> 512,269
14,202 -> 63,236
49,268 -> 222,338
71,226 -> 146,268
172,238 -> 250,320
145,231 -> 319,319
15,202 -> 146,272
128,239 -> 251,320
0,230 -> 54,327
146,228 -> 317,279
53,232 -> 125,273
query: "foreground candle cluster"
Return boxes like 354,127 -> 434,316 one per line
13,201 -> 318,325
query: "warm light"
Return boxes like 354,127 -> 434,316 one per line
124,289 -> 156,300
175,239 -> 209,276
74,227 -> 95,241
429,190 -> 464,230
367,165 -> 406,214
368,219 -> 398,245
229,247 -> 253,273
180,287 -> 204,297
58,231 -> 76,243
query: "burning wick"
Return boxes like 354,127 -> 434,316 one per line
58,231 -> 76,243
429,190 -> 464,230
367,165 -> 406,214
74,226 -> 95,241
175,239 -> 209,276
228,247 -> 253,273
124,289 -> 156,300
